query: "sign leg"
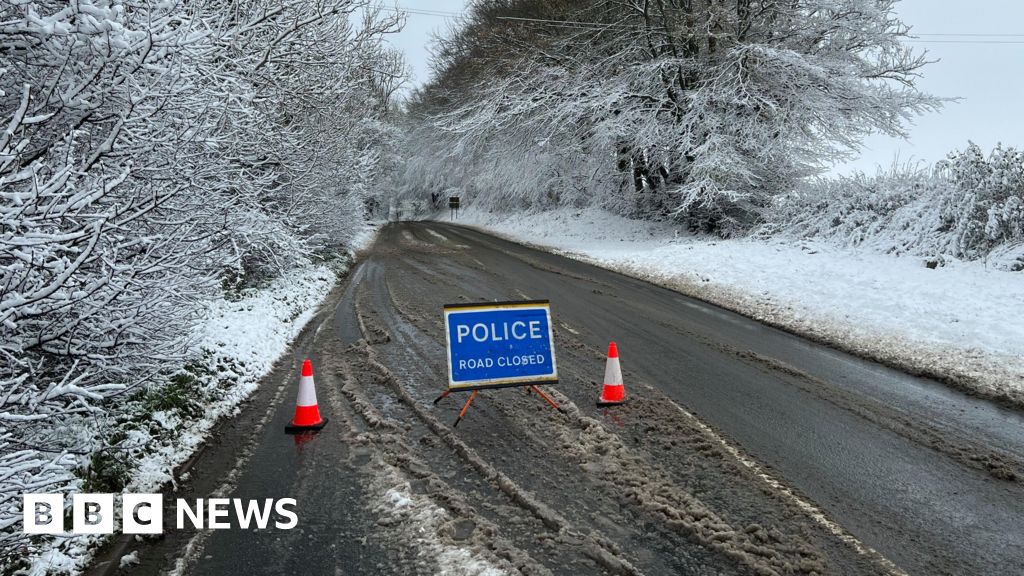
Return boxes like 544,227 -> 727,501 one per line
453,390 -> 478,428
433,390 -> 451,405
528,385 -> 566,414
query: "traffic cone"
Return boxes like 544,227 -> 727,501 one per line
285,359 -> 328,433
597,342 -> 626,406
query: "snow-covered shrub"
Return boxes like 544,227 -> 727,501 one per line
939,144 -> 1024,260
2,9 -> 204,555
766,143 -> 1024,268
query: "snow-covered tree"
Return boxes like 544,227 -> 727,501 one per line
402,0 -> 941,233
1,0 -> 403,564
940,143 -> 1024,259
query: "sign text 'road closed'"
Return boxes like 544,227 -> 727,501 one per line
444,300 -> 558,390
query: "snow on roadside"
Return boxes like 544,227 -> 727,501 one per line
349,221 -> 383,255
21,263 -> 339,576
455,207 -> 1024,405
129,263 -> 338,492
118,551 -> 139,569
130,221 -> 384,489
21,224 -> 384,576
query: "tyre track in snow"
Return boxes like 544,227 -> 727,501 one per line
356,224 -> 893,575
99,221 -> 1024,576
411,220 -> 1024,576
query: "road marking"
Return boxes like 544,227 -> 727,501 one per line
675,297 -> 756,330
559,321 -> 579,335
665,397 -> 910,576
425,228 -> 448,243
425,227 -> 469,248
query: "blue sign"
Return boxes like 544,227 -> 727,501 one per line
444,301 -> 558,390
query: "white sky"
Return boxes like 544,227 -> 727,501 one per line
382,0 -> 1024,175
382,1 -> 466,89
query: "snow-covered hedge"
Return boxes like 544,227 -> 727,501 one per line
766,143 -> 1024,270
0,1 -> 401,569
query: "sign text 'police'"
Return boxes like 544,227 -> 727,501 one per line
444,301 -> 558,390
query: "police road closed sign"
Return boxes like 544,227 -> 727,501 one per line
444,300 -> 557,390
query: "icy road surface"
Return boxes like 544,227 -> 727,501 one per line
92,222 -> 1024,576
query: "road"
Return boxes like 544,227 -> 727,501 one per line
92,221 -> 1024,576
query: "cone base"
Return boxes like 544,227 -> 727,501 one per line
598,383 -> 625,407
285,417 -> 328,434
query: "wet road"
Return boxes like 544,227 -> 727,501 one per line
95,222 -> 1024,576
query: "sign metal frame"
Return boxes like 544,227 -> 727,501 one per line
437,299 -> 563,426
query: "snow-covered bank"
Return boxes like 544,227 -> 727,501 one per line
21,224 -> 380,576
132,264 -> 337,489
20,266 -> 336,576
154,221 -> 379,485
455,208 -> 1024,406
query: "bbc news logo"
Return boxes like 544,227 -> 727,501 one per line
23,494 -> 298,534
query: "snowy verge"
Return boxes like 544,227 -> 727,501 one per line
131,264 -> 339,491
452,208 -> 1024,407
146,221 -> 382,493
21,264 -> 337,576
22,223 -> 383,576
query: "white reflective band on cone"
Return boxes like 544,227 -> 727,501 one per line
604,357 -> 622,385
296,375 -> 318,407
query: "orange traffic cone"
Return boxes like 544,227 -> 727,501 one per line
597,342 -> 626,406
285,359 -> 328,433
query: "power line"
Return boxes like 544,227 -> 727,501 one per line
914,33 -> 1024,37
380,4 -> 1024,44
493,14 -> 1024,42
501,15 -> 1024,43
908,39 -> 1024,44
377,5 -> 464,18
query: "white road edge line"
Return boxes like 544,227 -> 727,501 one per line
665,397 -> 910,576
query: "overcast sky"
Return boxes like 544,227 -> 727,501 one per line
382,0 -> 1024,175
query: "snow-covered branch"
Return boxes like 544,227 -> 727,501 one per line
400,0 -> 942,233
1,0 -> 404,566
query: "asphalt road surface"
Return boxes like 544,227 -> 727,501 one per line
91,221 -> 1024,576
